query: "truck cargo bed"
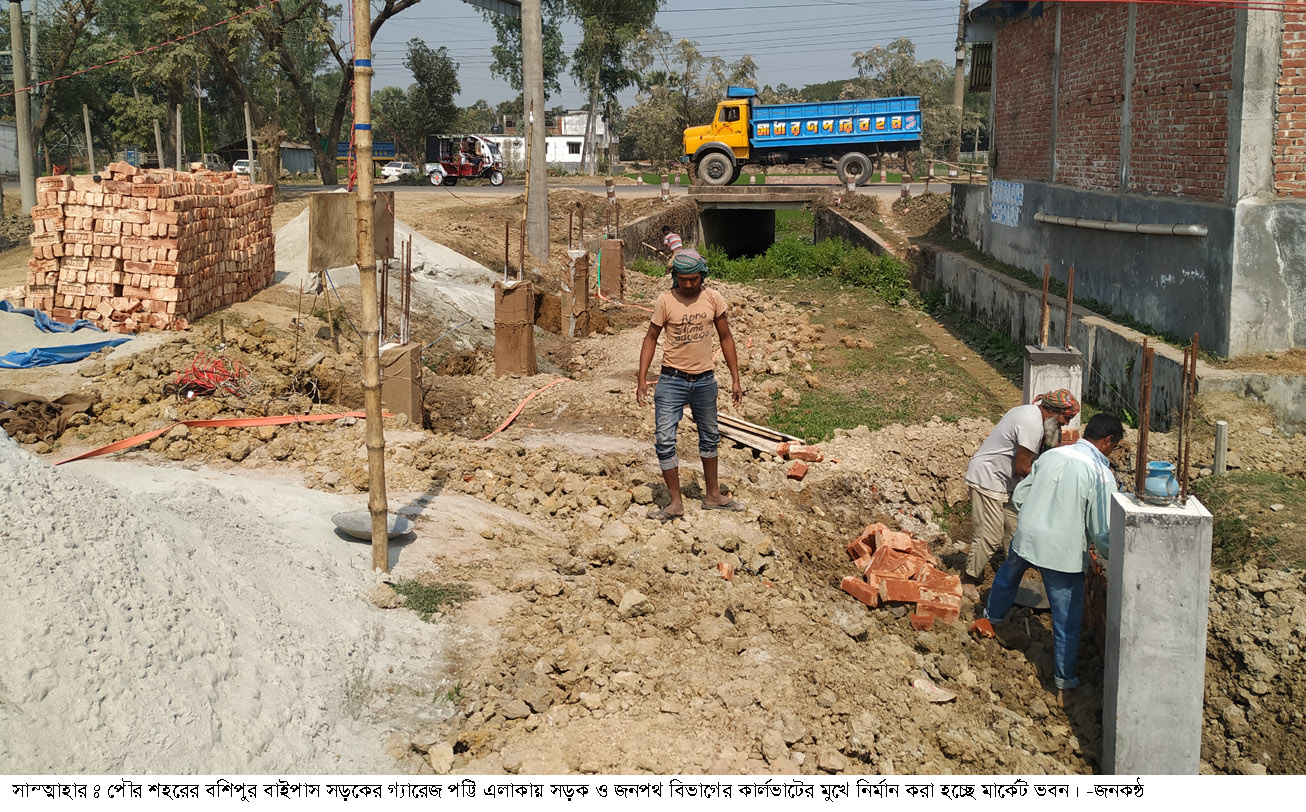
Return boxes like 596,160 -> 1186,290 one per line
750,96 -> 922,150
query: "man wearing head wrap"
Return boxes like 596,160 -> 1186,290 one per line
635,249 -> 745,521
960,388 -> 1081,600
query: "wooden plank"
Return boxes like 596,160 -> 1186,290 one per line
308,191 -> 396,275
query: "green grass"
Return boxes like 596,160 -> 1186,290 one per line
1192,471 -> 1306,570
768,387 -> 917,442
391,580 -> 474,621
699,237 -> 910,303
631,256 -> 665,277
775,208 -> 814,240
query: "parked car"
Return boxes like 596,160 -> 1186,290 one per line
232,159 -> 260,176
187,153 -> 228,171
382,160 -> 419,179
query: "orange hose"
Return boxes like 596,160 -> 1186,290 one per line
597,289 -> 654,313
478,378 -> 568,441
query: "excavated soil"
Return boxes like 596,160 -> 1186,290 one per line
3,188 -> 1305,775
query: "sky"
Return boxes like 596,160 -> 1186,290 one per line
366,0 -> 965,110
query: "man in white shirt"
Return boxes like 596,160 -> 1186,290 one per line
961,389 -> 1080,599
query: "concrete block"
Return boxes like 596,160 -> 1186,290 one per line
1103,492 -> 1213,775
1023,345 -> 1084,429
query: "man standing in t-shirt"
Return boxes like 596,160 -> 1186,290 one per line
961,389 -> 1080,599
635,249 -> 744,521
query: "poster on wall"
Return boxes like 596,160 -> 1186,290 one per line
990,180 -> 1024,227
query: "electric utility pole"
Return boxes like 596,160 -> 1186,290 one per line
522,0 -> 548,263
8,1 -> 36,208
352,0 -> 390,572
952,0 -> 969,164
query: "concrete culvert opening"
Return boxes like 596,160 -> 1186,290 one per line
698,208 -> 777,258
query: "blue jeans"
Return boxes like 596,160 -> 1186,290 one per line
653,371 -> 719,471
984,549 -> 1085,690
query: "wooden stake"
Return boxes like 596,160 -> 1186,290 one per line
219,318 -> 225,345
295,281 -> 304,364
381,258 -> 390,339
1064,266 -> 1075,349
175,104 -> 183,171
1039,264 -> 1050,348
519,219 -> 526,280
153,119 -> 164,170
82,104 -> 95,175
353,0 -> 390,572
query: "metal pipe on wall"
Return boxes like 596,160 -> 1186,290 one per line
1035,212 -> 1207,237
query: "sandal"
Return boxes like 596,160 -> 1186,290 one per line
701,498 -> 745,512
646,508 -> 683,523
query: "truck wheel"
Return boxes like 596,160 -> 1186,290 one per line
836,152 -> 873,186
697,153 -> 734,187
442,176 -> 458,186
729,167 -> 742,185
487,170 -> 504,186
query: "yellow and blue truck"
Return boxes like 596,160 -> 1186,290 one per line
682,87 -> 922,186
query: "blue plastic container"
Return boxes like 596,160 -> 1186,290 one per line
1143,461 -> 1180,505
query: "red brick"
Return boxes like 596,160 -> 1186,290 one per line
867,547 -> 919,579
853,521 -> 887,549
788,446 -> 823,462
914,598 -> 961,623
841,576 -> 879,608
787,461 -> 808,481
910,614 -> 935,631
851,554 -> 874,575
846,539 -> 873,561
916,564 -> 963,596
1060,429 -> 1081,446
909,539 -> 936,565
919,588 -> 963,611
878,530 -> 913,553
717,562 -> 734,582
878,577 -> 920,604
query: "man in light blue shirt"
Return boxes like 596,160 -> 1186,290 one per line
970,414 -> 1124,703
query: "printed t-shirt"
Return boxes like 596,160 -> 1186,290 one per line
651,287 -> 727,374
663,232 -> 683,252
964,403 -> 1044,495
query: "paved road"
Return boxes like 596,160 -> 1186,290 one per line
281,180 -> 948,201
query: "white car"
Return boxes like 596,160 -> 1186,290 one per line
232,159 -> 259,176
382,161 -> 419,179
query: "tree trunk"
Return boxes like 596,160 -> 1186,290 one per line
581,72 -> 599,175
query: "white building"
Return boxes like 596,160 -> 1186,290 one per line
483,110 -> 616,173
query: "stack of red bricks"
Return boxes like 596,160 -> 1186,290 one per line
24,163 -> 274,333
778,441 -> 823,481
839,522 -> 964,630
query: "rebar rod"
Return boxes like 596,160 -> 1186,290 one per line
504,220 -> 511,281
1135,341 -> 1154,499
1181,333 -> 1199,503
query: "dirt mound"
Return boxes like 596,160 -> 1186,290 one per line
891,193 -> 951,238
810,190 -> 882,222
1202,564 -> 1306,773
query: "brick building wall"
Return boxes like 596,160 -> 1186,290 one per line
993,10 -> 1056,181
1127,5 -> 1235,201
1278,10 -> 1306,197
1054,4 -> 1127,191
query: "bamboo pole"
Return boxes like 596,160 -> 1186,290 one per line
519,219 -> 526,281
153,119 -> 164,170
243,102 -> 256,184
294,281 -> 304,364
353,0 -> 389,572
175,105 -> 184,171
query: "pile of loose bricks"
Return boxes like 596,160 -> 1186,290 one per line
24,163 -> 274,333
840,522 -> 964,630
779,441 -> 823,481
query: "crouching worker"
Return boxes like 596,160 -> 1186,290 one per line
970,413 -> 1124,706
635,249 -> 744,521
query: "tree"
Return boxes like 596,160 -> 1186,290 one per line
457,99 -> 498,135
404,38 -> 460,135
567,0 -> 661,174
372,85 -> 425,159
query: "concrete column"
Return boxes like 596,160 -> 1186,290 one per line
599,239 -> 624,300
565,249 -> 591,338
1022,346 -> 1083,429
1103,492 -> 1213,775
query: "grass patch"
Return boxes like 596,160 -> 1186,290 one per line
1192,471 -> 1306,570
391,579 -> 474,621
631,256 -> 665,277
775,208 -> 814,241
700,237 -> 910,304
768,387 -> 917,442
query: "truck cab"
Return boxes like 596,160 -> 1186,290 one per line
683,88 -> 757,185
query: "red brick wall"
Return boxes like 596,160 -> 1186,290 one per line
994,11 -> 1056,182
1055,4 -> 1127,191
1127,5 -> 1235,201
1277,11 -> 1306,197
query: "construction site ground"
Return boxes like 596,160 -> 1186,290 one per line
1,185 -> 1303,776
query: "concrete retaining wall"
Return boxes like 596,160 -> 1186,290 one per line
588,199 -> 699,264
813,208 -> 892,256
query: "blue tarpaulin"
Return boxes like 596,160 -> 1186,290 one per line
0,300 -> 131,369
